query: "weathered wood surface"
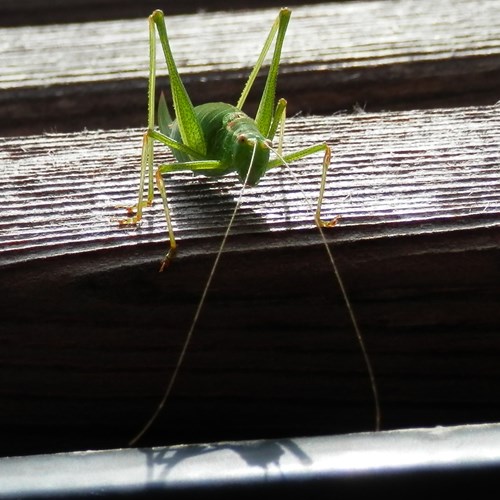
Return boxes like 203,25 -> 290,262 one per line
1,105 -> 499,455
1,0 -> 499,136
2,106 -> 499,266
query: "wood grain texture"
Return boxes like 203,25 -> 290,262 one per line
1,105 -> 499,455
2,106 -> 499,266
1,0 -> 499,135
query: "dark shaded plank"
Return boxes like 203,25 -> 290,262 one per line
1,0 -> 499,135
1,105 -> 499,456
0,0 -> 330,27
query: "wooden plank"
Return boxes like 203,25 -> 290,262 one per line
1,0 -> 499,135
1,105 -> 499,455
2,105 -> 499,266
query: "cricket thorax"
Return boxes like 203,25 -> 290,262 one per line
223,111 -> 272,186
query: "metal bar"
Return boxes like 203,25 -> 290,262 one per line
2,423 -> 500,498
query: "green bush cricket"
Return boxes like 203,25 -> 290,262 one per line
122,8 -> 380,445
120,8 -> 336,269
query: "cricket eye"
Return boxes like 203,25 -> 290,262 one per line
237,134 -> 247,143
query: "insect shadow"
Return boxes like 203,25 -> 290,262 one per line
150,170 -> 295,238
139,438 -> 312,483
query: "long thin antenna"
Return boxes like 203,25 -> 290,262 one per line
129,144 -> 259,446
272,147 -> 381,431
130,141 -> 381,445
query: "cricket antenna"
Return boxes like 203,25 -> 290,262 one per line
271,146 -> 381,432
129,143 -> 259,446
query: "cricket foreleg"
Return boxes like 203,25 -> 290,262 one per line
267,143 -> 339,228
118,131 -> 155,226
155,159 -> 224,271
118,127 -> 206,223
154,168 -> 176,272
266,98 -> 287,151
313,144 -> 339,229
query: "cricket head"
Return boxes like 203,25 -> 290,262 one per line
233,133 -> 272,186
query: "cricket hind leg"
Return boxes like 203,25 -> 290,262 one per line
118,7 -> 207,234
119,10 -> 220,271
151,10 -> 206,156
237,8 -> 291,138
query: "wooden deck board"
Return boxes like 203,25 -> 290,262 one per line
1,0 -> 499,135
2,105 -> 499,266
